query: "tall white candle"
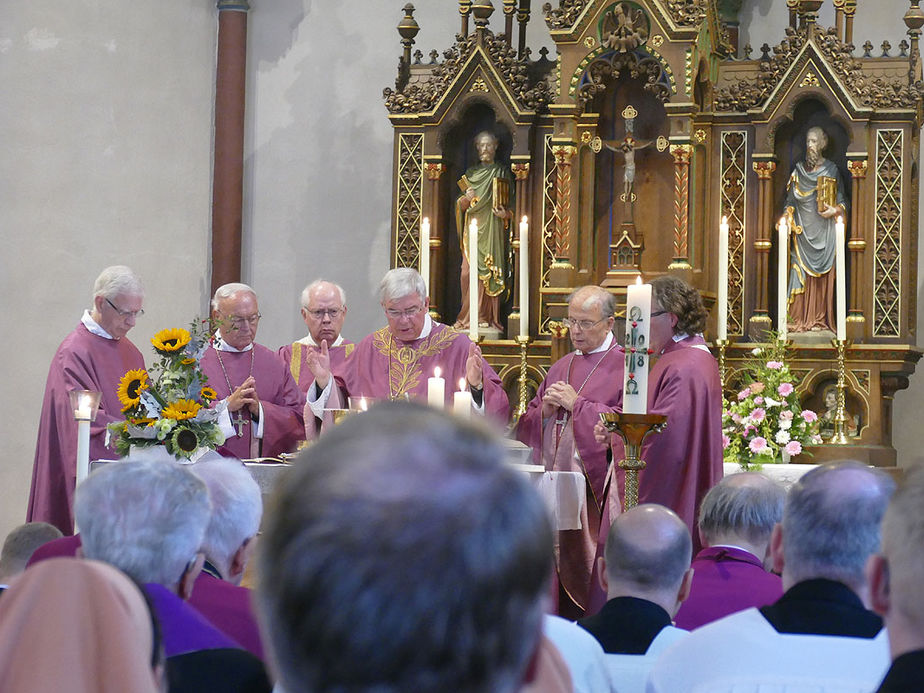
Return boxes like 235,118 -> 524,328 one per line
717,216 -> 729,341
519,216 -> 529,339
623,276 -> 652,415
420,217 -> 430,296
469,219 -> 479,342
427,367 -> 445,408
835,216 -> 847,341
453,378 -> 472,419
777,217 -> 789,341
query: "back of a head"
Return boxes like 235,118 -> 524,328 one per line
880,464 -> 924,629
189,457 -> 263,567
257,401 -> 554,693
698,472 -> 785,548
783,461 -> 895,589
604,504 -> 692,597
76,460 -> 211,586
650,275 -> 707,335
0,522 -> 63,580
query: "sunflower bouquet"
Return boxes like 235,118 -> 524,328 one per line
109,319 -> 225,460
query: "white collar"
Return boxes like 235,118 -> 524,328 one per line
215,334 -> 254,352
672,332 -> 690,343
576,331 -> 614,356
297,333 -> 344,348
81,310 -> 115,340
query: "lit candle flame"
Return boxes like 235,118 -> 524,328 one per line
434,366 -> 441,378
458,378 -> 467,392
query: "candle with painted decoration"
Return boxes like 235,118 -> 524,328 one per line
469,219 -> 479,342
427,367 -> 445,408
453,378 -> 472,419
835,216 -> 846,341
777,217 -> 789,341
717,216 -> 729,341
519,216 -> 529,338
420,217 -> 430,296
623,276 -> 652,415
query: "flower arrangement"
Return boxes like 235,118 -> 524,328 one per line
109,320 -> 225,460
723,336 -> 821,469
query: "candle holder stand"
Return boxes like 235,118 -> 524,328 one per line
715,338 -> 728,387
514,335 -> 530,420
830,338 -> 851,445
599,412 -> 667,510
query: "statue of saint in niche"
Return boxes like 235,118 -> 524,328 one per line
784,126 -> 847,333
454,131 -> 512,332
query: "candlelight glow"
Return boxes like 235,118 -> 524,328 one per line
459,378 -> 466,392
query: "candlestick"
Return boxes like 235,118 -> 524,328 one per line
420,217 -> 430,296
519,216 -> 529,338
717,216 -> 729,341
623,276 -> 652,415
835,216 -> 847,341
427,367 -> 445,408
778,217 -> 789,341
716,338 -> 728,388
469,219 -> 479,342
514,334 -> 530,420
830,338 -> 850,445
599,412 -> 667,510
453,378 -> 472,419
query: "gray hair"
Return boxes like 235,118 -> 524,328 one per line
189,457 -> 263,567
256,402 -> 553,693
698,472 -> 785,547
92,265 -> 144,302
567,285 -> 617,319
378,267 -> 426,304
76,460 -> 211,587
211,282 -> 257,312
604,504 -> 692,593
880,464 -> 924,625
807,126 -> 829,149
300,280 -> 346,310
783,461 -> 894,589
0,523 -> 63,579
474,130 -> 499,146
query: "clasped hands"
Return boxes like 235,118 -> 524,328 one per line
541,382 -> 578,418
227,376 -> 260,418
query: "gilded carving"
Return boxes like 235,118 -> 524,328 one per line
799,71 -> 820,87
651,34 -> 664,48
752,160 -> 777,179
693,129 -> 707,144
540,134 -> 557,334
848,160 -> 869,178
584,36 -> 596,48
424,163 -> 446,180
665,0 -> 706,26
656,136 -> 669,152
543,0 -> 590,31
580,131 -> 592,144
721,132 -> 748,337
511,162 -> 531,180
394,134 -> 424,268
873,129 -> 903,336
470,77 -> 489,92
600,3 -> 649,52
671,144 -> 692,263
574,48 -> 674,108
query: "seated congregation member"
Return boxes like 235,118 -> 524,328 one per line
202,283 -> 305,459
516,285 -> 624,619
542,615 -> 615,693
28,265 -> 146,534
0,521 -> 62,590
578,504 -> 691,693
0,558 -> 163,693
868,465 -> 924,693
674,471 -> 785,630
188,456 -> 265,659
76,459 -> 271,693
256,402 -> 551,693
305,268 -> 509,422
649,461 -> 893,693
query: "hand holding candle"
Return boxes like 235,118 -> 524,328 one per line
623,276 -> 652,415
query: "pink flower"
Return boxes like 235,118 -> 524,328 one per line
802,409 -> 818,423
722,434 -> 730,449
780,410 -> 794,421
749,437 -> 769,454
785,440 -> 803,456
731,412 -> 742,424
750,382 -> 765,394
754,396 -> 764,405
778,382 -> 794,396
767,361 -> 784,370
737,388 -> 751,401
750,408 -> 766,423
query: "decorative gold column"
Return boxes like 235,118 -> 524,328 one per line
844,0 -> 857,44
847,156 -> 868,339
503,0 -> 515,47
749,157 -> 777,341
669,143 -> 693,270
552,143 -> 577,270
510,160 -> 531,336
459,0 -> 472,37
833,0 -> 845,40
424,161 -> 446,320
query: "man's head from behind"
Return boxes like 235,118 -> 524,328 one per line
600,504 -> 693,617
0,522 -> 63,583
76,460 -> 211,596
300,279 -> 347,346
257,401 -> 554,693
771,461 -> 895,595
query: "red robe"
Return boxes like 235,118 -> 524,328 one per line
516,341 -> 625,618
27,323 -> 145,534
200,344 -> 305,459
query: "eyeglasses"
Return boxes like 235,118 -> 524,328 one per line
225,314 -> 261,329
306,308 -> 344,320
106,298 -> 144,319
563,317 -> 609,331
385,305 -> 424,319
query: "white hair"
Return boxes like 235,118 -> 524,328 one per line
378,268 -> 426,304
92,266 -> 144,302
189,457 -> 263,567
211,282 -> 257,311
300,280 -> 346,310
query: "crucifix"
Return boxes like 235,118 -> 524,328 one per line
231,411 -> 249,438
592,105 -> 653,223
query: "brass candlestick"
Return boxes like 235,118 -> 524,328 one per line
514,335 -> 530,420
830,338 -> 851,445
715,338 -> 728,387
599,412 -> 668,509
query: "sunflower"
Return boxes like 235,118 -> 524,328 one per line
200,386 -> 218,402
162,399 -> 202,421
130,416 -> 157,427
171,426 -> 201,454
117,369 -> 149,409
151,328 -> 191,354
181,358 -> 197,365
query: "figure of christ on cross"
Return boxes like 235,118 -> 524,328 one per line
593,104 -> 654,222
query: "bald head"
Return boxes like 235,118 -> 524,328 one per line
568,285 -> 616,317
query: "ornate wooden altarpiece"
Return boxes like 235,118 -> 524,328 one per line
384,0 -> 924,467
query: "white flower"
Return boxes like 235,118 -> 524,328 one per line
775,429 -> 791,444
751,347 -> 762,356
779,417 -> 792,430
763,397 -> 781,408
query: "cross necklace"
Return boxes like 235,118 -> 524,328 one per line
215,346 -> 255,437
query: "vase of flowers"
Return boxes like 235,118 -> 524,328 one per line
722,337 -> 822,470
109,320 -> 225,462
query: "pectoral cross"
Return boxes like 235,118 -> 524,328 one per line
232,411 -> 249,438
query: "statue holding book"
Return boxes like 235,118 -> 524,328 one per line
454,130 -> 512,332
783,126 -> 847,333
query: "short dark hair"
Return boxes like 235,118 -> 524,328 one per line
257,402 -> 553,693
0,522 -> 63,578
651,275 -> 708,336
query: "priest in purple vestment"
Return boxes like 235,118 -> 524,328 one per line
201,283 -> 305,460
27,265 -> 146,534
306,268 -> 509,424
517,285 -> 625,620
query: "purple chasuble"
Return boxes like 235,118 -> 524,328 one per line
332,322 -> 509,423
189,572 -> 264,660
277,340 -> 354,393
144,583 -> 242,657
200,343 -> 305,459
28,323 -> 145,534
517,343 -> 625,617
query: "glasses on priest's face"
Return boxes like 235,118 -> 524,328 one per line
106,298 -> 145,319
225,314 -> 262,330
306,308 -> 344,321
385,305 -> 425,320
563,316 -> 608,332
